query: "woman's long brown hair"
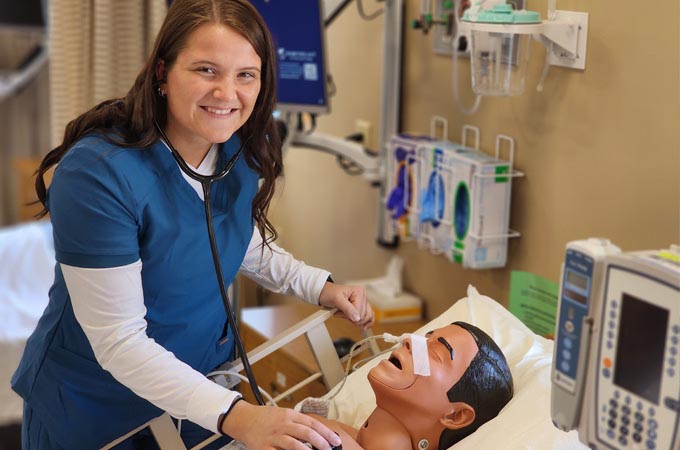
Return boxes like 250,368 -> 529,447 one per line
35,0 -> 282,245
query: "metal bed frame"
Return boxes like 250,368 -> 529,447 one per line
102,308 -> 356,450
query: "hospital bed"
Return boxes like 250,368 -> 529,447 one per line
105,286 -> 588,450
0,158 -> 53,427
0,219 -> 55,426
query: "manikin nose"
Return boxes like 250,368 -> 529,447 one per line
409,335 -> 431,376
382,333 -> 430,376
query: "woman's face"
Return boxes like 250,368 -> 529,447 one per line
162,22 -> 262,156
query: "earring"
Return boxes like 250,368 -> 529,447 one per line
157,86 -> 166,98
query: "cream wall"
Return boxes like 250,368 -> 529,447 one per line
269,0 -> 680,319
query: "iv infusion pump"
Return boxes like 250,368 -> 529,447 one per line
551,239 -> 680,450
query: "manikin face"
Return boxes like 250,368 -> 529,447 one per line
368,324 -> 479,423
160,22 -> 261,158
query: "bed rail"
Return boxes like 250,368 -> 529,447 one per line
101,308 -> 347,450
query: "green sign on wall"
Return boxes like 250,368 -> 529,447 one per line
508,271 -> 558,338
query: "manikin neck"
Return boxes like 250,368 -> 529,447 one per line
357,406 -> 443,450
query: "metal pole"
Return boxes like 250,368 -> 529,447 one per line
376,0 -> 403,247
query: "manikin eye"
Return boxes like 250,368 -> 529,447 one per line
437,336 -> 455,360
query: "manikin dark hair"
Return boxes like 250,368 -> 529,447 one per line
34,0 -> 282,246
438,322 -> 514,450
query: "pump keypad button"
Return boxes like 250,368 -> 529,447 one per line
664,397 -> 680,411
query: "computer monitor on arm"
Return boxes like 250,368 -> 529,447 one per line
250,0 -> 380,181
0,0 -> 48,100
249,0 -> 330,115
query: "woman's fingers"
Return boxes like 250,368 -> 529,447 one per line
320,282 -> 374,329
304,413 -> 343,449
223,402 -> 341,450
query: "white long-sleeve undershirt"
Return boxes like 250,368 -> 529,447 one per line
63,143 -> 330,433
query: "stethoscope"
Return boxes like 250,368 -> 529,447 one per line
153,117 -> 266,406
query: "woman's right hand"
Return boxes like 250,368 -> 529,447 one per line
221,400 -> 343,450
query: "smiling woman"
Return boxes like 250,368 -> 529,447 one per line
10,1 -> 374,449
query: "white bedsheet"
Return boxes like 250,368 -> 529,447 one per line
327,285 -> 588,450
0,220 -> 54,424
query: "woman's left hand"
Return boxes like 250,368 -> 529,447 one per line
318,282 -> 374,330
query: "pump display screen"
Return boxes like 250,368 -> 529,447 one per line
566,269 -> 588,291
564,270 -> 588,305
613,293 -> 668,404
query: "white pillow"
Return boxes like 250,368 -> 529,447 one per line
0,220 -> 54,424
0,220 -> 54,341
327,285 -> 587,450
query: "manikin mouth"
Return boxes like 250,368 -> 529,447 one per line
369,349 -> 417,390
389,357 -> 402,370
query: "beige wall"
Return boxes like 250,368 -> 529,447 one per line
269,0 -> 680,319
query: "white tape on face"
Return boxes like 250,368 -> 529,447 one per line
410,334 -> 431,376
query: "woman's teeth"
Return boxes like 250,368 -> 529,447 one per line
205,106 -> 233,115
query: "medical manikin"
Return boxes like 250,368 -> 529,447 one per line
311,322 -> 514,450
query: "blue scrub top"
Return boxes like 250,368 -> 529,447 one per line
12,133 -> 259,449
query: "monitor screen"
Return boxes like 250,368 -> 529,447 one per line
0,0 -> 46,72
250,0 -> 330,114
0,0 -> 45,28
613,292 -> 668,404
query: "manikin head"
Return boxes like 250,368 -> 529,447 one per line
367,322 -> 513,450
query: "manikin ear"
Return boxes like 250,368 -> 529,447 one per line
440,402 -> 476,430
155,59 -> 166,84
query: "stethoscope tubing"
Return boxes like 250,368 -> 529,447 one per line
153,118 -> 266,406
153,117 -> 245,184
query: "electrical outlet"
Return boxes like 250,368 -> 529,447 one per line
275,371 -> 287,388
355,119 -> 373,146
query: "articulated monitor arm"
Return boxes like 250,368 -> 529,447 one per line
278,115 -> 382,183
0,44 -> 48,101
